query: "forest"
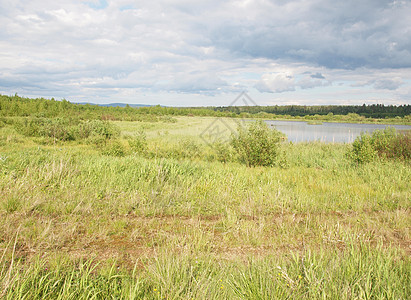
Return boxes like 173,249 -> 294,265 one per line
1,94 -> 410,124
212,103 -> 411,118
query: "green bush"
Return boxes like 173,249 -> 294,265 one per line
14,117 -> 75,141
231,120 -> 283,167
76,120 -> 120,140
161,115 -> 178,123
153,139 -> 203,160
177,138 -> 201,159
348,128 -> 410,163
14,117 -> 44,137
14,118 -> 121,143
128,130 -> 147,154
391,131 -> 411,160
102,140 -> 127,157
41,118 -> 76,141
86,135 -> 107,147
210,141 -> 235,163
371,127 -> 396,157
348,133 -> 377,164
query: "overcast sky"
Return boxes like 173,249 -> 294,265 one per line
1,0 -> 410,106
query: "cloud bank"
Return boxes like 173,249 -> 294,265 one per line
0,0 -> 410,105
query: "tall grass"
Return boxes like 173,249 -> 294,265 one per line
1,241 -> 408,299
0,116 -> 410,299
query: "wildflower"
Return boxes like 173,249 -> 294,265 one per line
299,275 -> 302,279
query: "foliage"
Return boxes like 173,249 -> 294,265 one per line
348,133 -> 377,164
231,120 -> 283,167
14,117 -> 75,141
102,140 -> 127,157
14,117 -> 120,143
348,128 -> 410,163
127,130 -> 148,154
1,94 -> 410,124
391,131 -> 411,160
76,119 -> 120,140
210,141 -> 236,163
177,138 -> 201,159
215,103 -> 411,118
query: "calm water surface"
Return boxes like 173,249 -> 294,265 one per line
265,120 -> 411,143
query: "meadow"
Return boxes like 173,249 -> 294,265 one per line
0,112 -> 410,299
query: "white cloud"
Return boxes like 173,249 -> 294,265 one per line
255,73 -> 296,93
255,71 -> 331,93
0,0 -> 410,105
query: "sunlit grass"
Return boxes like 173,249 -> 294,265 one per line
0,117 -> 410,299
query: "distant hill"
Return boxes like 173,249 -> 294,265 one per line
74,102 -> 155,108
100,103 -> 155,108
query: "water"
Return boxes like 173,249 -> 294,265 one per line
265,120 -> 411,143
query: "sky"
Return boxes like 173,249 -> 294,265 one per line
0,0 -> 410,106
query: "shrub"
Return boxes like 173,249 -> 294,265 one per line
101,114 -> 117,121
14,117 -> 44,137
76,120 -> 120,140
86,135 -> 107,147
211,141 -> 235,163
348,133 -> 377,164
177,138 -> 201,159
102,140 -> 126,157
128,130 -> 148,154
348,128 -> 410,163
14,118 -> 121,142
161,115 -> 177,123
391,131 -> 411,160
14,117 -> 75,141
40,118 -> 75,141
159,139 -> 202,160
231,120 -> 283,167
370,127 -> 396,158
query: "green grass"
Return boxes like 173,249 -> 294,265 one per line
0,116 -> 410,299
1,243 -> 409,299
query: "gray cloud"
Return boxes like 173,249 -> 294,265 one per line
0,0 -> 410,104
311,73 -> 325,79
350,76 -> 404,91
208,0 -> 411,69
374,78 -> 403,90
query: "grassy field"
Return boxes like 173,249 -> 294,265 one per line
0,116 -> 410,299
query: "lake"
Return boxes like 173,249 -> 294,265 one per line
265,120 -> 411,143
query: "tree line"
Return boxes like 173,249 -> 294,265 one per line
0,94 -> 409,122
211,104 -> 411,118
